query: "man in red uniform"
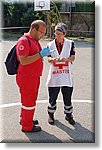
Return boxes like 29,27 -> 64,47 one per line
16,20 -> 51,132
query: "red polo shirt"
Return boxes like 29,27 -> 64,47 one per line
16,33 -> 43,77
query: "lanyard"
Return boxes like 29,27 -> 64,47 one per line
55,39 -> 64,54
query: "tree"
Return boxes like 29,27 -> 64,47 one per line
3,2 -> 14,26
3,1 -> 62,38
20,9 -> 44,26
45,1 -> 62,37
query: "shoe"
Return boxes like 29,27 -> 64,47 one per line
33,120 -> 39,125
48,113 -> 54,125
65,114 -> 75,125
20,120 -> 39,125
22,125 -> 41,132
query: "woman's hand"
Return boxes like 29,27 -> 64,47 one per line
59,58 -> 67,62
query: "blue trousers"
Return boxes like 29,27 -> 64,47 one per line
48,86 -> 73,115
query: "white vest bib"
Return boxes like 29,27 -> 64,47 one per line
46,38 -> 73,87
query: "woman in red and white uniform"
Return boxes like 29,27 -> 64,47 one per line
46,23 -> 76,125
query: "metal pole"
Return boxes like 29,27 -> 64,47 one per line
70,0 -> 72,36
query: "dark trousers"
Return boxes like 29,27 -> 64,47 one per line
48,86 -> 73,115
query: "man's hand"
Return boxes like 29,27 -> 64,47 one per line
40,48 -> 54,58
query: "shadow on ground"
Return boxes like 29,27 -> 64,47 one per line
54,120 -> 95,143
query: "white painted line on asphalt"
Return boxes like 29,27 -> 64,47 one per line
38,99 -> 94,103
0,102 -> 21,108
73,99 -> 94,103
0,99 -> 94,108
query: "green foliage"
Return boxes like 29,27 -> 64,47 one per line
3,1 -> 62,27
50,1 -> 62,23
3,2 -> 14,26
75,1 -> 95,12
3,2 -> 44,27
21,10 -> 44,26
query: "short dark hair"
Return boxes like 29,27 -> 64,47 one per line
31,20 -> 46,31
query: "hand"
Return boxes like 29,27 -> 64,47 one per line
39,48 -> 53,58
59,58 -> 68,62
53,58 -> 60,62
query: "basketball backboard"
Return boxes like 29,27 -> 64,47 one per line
34,0 -> 50,11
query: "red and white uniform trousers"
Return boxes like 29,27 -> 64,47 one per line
16,74 -> 40,131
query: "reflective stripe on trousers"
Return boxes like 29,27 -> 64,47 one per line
48,103 -> 73,114
64,105 -> 73,114
21,105 -> 36,110
48,104 -> 57,114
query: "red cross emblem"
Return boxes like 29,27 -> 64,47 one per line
53,61 -> 69,69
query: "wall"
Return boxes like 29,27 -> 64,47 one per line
60,12 -> 95,37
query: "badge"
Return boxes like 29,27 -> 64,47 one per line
19,45 -> 24,51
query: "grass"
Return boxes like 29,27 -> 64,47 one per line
3,32 -> 23,40
67,37 -> 95,42
3,32 -> 95,42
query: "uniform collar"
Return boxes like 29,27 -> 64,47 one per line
55,38 -> 65,45
24,33 -> 39,43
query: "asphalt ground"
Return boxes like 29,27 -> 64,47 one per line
0,39 -> 95,143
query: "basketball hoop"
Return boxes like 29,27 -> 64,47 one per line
34,0 -> 50,11
36,1 -> 45,9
